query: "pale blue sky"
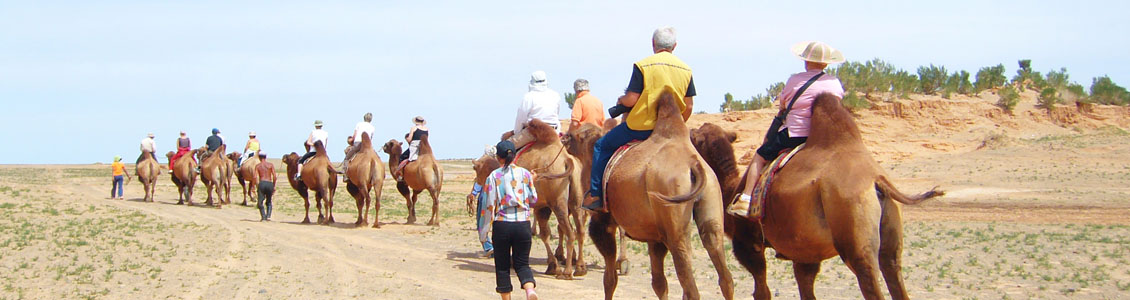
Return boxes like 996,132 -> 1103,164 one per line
2,0 -> 1127,164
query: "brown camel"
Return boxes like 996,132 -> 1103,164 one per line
691,94 -> 944,300
495,119 -> 584,279
134,152 -> 160,202
381,135 -> 443,226
230,152 -> 260,206
197,145 -> 230,208
281,141 -> 338,224
561,123 -> 640,276
165,150 -> 198,205
345,134 -> 385,228
584,92 -> 733,300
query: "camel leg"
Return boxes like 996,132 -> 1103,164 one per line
354,186 -> 367,227
427,187 -> 440,226
534,208 -> 559,276
617,229 -> 630,275
323,189 -> 335,225
731,219 -> 771,300
669,239 -> 701,300
793,262 -> 822,300
879,200 -> 910,300
646,242 -> 670,300
827,191 -> 884,300
372,185 -> 383,228
406,190 -> 419,224
302,191 -> 312,224
206,183 -> 214,206
316,190 -> 325,224
551,202 -> 575,280
571,209 -> 588,277
695,202 -> 735,299
588,212 -> 619,300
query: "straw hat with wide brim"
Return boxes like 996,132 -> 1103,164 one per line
413,116 -> 426,125
790,41 -> 844,64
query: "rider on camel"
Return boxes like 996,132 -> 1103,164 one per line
169,131 -> 193,174
394,116 -> 429,182
341,112 -> 375,178
507,71 -> 561,149
583,26 -> 696,212
139,133 -> 157,163
295,120 -> 329,181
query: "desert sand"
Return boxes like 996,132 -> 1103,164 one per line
1,91 -> 1129,299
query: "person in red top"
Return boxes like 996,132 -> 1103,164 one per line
169,131 -> 193,174
568,78 -> 605,131
110,155 -> 131,199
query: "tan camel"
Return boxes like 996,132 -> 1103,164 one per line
345,134 -> 384,228
495,119 -> 584,279
692,94 -> 944,300
381,135 -> 443,226
562,123 -> 640,276
134,152 -> 160,202
585,92 -> 733,300
197,145 -> 230,208
230,152 -> 260,206
165,150 -> 197,205
281,141 -> 338,224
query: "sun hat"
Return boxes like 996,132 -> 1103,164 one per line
114,155 -> 121,162
248,131 -> 256,137
313,120 -> 324,127
147,132 -> 155,138
179,131 -> 186,136
413,116 -> 426,125
212,128 -> 220,134
790,41 -> 844,64
257,151 -> 267,157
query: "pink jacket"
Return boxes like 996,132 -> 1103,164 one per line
776,70 -> 845,137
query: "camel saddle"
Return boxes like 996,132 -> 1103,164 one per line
748,143 -> 806,221
602,140 -> 644,196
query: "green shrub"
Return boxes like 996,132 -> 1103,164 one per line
917,64 -> 948,95
842,91 -> 871,111
1012,59 -> 1034,89
1089,76 -> 1130,106
1038,87 -> 1060,109
997,85 -> 1020,112
945,70 -> 973,96
564,92 -> 576,109
891,70 -> 918,99
974,64 -> 1008,93
1065,83 -> 1087,103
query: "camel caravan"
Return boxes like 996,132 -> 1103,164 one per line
114,30 -> 948,299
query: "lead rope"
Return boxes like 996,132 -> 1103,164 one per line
530,143 -> 567,180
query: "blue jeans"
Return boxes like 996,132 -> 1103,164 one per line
111,175 -> 124,198
589,122 -> 652,199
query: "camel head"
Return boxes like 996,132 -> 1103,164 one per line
470,152 -> 500,186
227,152 -> 241,161
282,152 -> 299,167
165,151 -> 175,159
689,123 -> 740,190
602,118 -> 620,133
381,139 -> 402,157
562,123 -> 602,159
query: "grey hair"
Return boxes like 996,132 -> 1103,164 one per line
573,78 -> 590,92
363,112 -> 373,122
652,26 -> 677,51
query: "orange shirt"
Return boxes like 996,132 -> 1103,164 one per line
112,162 -> 125,176
570,91 -> 605,129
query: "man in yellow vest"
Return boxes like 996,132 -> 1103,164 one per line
583,26 -> 696,212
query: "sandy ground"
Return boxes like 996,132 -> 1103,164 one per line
1,92 -> 1129,299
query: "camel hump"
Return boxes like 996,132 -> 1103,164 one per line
360,133 -> 372,150
526,119 -> 559,145
314,140 -> 327,156
807,93 -> 863,148
651,91 -> 689,138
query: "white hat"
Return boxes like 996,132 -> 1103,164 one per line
248,131 -> 256,136
147,132 -> 155,138
790,41 -> 844,64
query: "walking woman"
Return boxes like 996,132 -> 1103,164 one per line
484,140 -> 538,300
109,155 -> 131,199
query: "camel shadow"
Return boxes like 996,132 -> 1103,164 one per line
446,251 -> 495,273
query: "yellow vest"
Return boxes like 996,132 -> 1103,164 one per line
626,52 -> 692,131
247,140 -> 260,151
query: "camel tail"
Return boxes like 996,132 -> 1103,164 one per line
433,162 -> 444,192
875,176 -> 944,205
650,160 -> 707,203
536,156 -> 573,181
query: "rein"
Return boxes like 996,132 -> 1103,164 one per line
531,143 -> 567,180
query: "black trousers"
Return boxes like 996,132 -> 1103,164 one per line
257,181 -> 275,220
492,220 -> 534,293
298,152 -> 317,164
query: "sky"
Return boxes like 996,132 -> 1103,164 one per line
1,0 -> 1127,164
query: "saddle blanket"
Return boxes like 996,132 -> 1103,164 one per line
749,143 -> 806,221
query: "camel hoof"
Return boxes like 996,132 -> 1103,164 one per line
406,217 -> 416,224
618,261 -> 631,276
427,221 -> 438,226
574,267 -> 588,277
555,273 -> 573,280
372,223 -> 381,229
301,218 -> 311,224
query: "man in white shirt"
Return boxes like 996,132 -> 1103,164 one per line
508,70 -> 561,148
295,120 -> 329,181
341,112 -> 376,176
139,133 -> 157,163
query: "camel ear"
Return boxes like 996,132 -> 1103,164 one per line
726,131 -> 737,143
